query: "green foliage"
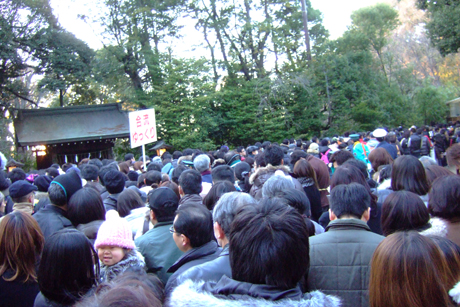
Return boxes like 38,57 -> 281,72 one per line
416,0 -> 460,56
414,84 -> 448,125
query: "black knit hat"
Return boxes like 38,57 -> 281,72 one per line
51,172 -> 83,202
104,170 -> 126,194
34,175 -> 53,192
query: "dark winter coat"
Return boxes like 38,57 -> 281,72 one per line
178,194 -> 203,208
0,269 -> 39,307
165,241 -> 221,295
376,141 -> 398,160
32,205 -> 75,240
305,155 -> 330,208
176,244 -> 231,285
307,219 -> 384,307
297,177 -> 322,222
103,193 -> 120,212
76,220 -> 104,245
167,276 -> 341,307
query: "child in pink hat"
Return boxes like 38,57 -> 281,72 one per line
95,210 -> 145,282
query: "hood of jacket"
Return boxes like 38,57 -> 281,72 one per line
100,249 -> 145,282
249,164 -> 291,186
167,277 -> 341,307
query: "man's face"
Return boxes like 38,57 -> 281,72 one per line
239,149 -> 246,157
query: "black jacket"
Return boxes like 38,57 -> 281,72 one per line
165,241 -> 221,295
176,244 -> 231,285
32,205 -> 74,240
103,193 -> 120,212
0,269 -> 39,307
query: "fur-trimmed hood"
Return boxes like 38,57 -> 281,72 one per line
99,249 -> 145,282
167,278 -> 341,307
420,217 -> 448,238
249,164 -> 291,186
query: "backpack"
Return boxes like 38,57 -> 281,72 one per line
320,149 -> 331,165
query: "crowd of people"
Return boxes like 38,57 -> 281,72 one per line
1,123 -> 460,306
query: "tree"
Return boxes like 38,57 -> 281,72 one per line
414,85 -> 448,125
37,29 -> 94,107
416,0 -> 460,56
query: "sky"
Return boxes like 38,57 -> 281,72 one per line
50,0 -> 390,51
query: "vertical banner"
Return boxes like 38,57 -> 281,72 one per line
128,109 -> 157,149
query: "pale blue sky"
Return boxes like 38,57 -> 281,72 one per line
50,0 -> 390,51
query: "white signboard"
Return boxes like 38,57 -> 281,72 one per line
128,109 -> 157,148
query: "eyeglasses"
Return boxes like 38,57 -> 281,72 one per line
169,225 -> 180,234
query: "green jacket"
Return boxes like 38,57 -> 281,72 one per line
135,221 -> 182,284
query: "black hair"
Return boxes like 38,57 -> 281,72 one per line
7,168 -> 26,183
81,164 -> 99,181
182,148 -> 194,156
254,152 -> 266,168
48,183 -> 67,207
224,151 -> 240,166
144,171 -> 162,187
67,188 -> 106,226
211,165 -> 235,183
391,155 -> 430,196
46,167 -> 60,178
236,146 -> 245,154
171,165 -> 188,185
127,170 -> 139,182
117,189 -> 145,218
381,191 -> 430,236
62,163 -> 74,173
329,150 -> 355,166
282,139 -> 289,145
290,150 -> 308,166
428,175 -> 460,220
174,204 -> 213,248
88,159 -> 103,170
38,229 -> 99,305
178,169 -> 202,195
330,183 -> 370,219
320,139 -> 329,146
172,151 -> 183,160
264,145 -> 284,166
98,166 -> 116,186
147,163 -> 162,172
202,181 -> 236,210
124,153 -> 134,161
230,198 -> 310,290
276,188 -> 311,217
343,159 -> 369,179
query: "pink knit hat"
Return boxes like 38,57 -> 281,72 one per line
95,210 -> 135,249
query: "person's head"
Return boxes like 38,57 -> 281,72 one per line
158,181 -> 180,199
124,153 -> 135,162
425,165 -> 453,184
118,161 -> 131,175
49,171 -> 83,206
147,162 -> 162,172
329,150 -> 355,167
88,158 -> 103,170
104,170 -> 126,194
428,236 -> 460,289
368,148 -> 394,172
276,188 -> 311,217
254,152 -> 266,168
116,188 -> 145,218
261,175 -> 295,198
428,175 -> 460,221
381,191 -> 430,236
264,145 -> 284,166
178,169 -> 202,195
33,175 -> 52,192
68,188 -> 106,226
391,156 -> 430,196
172,204 -> 213,252
419,156 -> 437,168
95,211 -> 135,267
369,231 -> 454,307
193,154 -> 210,173
148,187 -> 179,223
171,164 -> 187,185
234,161 -> 251,181
211,165 -> 235,184
236,146 -> 246,157
293,159 -> 319,188
144,170 -> 162,187
202,181 -> 236,210
81,164 -> 99,182
212,192 -> 255,247
329,183 -> 370,220
7,168 -> 26,183
446,143 -> 460,172
290,150 -> 307,166
38,229 -> 99,305
46,167 -> 60,178
0,211 -> 44,283
9,180 -> 37,204
230,198 -> 309,290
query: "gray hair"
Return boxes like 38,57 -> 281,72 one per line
212,192 -> 256,236
262,175 -> 295,198
0,191 -> 4,204
419,156 -> 437,168
194,154 -> 210,173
